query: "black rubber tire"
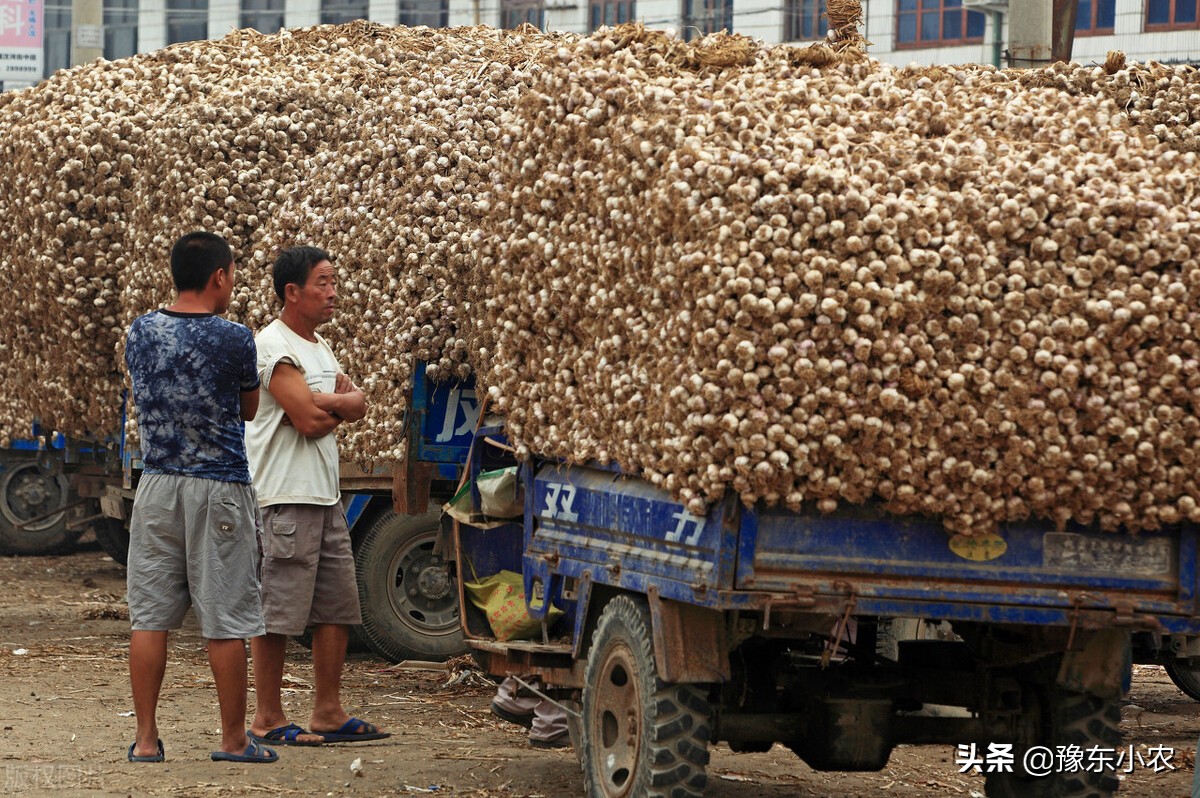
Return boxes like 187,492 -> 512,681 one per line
91,515 -> 130,566
354,509 -> 466,663
1164,660 -> 1200,702
877,617 -> 923,662
985,687 -> 1122,798
877,617 -> 958,661
581,594 -> 711,798
0,454 -> 83,555
291,624 -> 371,654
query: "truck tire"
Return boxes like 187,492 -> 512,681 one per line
91,515 -> 130,566
581,594 -> 711,798
0,455 -> 82,555
292,625 -> 370,655
877,617 -> 958,661
354,510 -> 466,663
984,688 -> 1122,798
1164,660 -> 1200,702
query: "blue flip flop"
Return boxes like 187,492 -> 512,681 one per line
127,739 -> 165,763
210,738 -> 279,763
311,717 -> 390,743
249,723 -> 324,747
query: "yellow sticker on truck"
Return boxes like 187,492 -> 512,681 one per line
949,533 -> 1008,562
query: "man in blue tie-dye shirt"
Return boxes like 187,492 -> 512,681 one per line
123,232 -> 277,765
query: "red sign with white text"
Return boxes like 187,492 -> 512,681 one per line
0,0 -> 43,84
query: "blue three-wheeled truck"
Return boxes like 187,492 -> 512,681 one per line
445,401 -> 1200,797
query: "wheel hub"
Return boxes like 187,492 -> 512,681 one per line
590,643 -> 642,798
387,533 -> 459,633
416,566 -> 451,600
13,478 -> 49,507
1,463 -> 67,531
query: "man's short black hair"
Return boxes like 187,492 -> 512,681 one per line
273,246 -> 333,302
170,232 -> 233,293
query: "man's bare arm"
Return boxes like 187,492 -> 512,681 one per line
312,373 -> 367,422
240,386 -> 260,421
267,364 -> 342,437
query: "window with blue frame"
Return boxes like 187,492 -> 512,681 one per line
43,0 -> 71,78
895,0 -> 985,47
167,0 -> 208,45
1076,0 -> 1116,34
589,0 -> 635,30
1146,0 -> 1199,29
785,0 -> 826,41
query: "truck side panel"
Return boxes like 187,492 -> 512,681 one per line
525,463 -> 739,606
740,505 -> 1200,633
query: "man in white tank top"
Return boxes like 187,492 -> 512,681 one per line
245,246 -> 389,746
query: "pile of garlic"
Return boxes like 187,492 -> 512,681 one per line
0,22 -> 561,457
3,19 -> 1200,536
472,26 -> 1200,535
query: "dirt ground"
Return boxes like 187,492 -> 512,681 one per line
0,543 -> 1196,798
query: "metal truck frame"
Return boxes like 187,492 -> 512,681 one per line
453,418 -> 1200,798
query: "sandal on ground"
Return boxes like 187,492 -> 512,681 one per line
249,723 -> 324,746
127,739 -> 165,763
311,717 -> 390,742
210,738 -> 279,763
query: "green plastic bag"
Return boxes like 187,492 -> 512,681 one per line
444,467 -> 522,528
477,466 -> 523,518
463,569 -> 563,642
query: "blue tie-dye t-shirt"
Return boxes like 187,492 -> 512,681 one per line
125,310 -> 260,483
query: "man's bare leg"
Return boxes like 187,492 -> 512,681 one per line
129,630 -> 168,758
309,624 -> 353,731
250,633 -> 323,743
208,638 -> 252,754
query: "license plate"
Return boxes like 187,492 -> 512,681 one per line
1042,532 -> 1174,576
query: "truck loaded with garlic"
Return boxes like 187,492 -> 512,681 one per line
0,16 -> 1199,792
1,24 -> 1197,544
446,18 -> 1200,798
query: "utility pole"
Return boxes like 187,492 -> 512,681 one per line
1050,0 -> 1079,63
71,0 -> 104,66
1007,0 -> 1078,68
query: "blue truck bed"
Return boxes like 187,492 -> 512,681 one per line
522,460 -> 1200,636
457,436 -> 1200,797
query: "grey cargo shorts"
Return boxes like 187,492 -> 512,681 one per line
259,503 -> 362,637
127,474 -> 266,640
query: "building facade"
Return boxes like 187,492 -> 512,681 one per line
5,0 -> 1200,91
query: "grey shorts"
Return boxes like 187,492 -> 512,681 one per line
260,504 -> 362,636
127,474 -> 266,640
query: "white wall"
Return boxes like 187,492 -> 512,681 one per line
137,6 -> 166,52
632,0 -> 678,33
737,4 -> 784,43
210,0 -> 242,39
286,0 -> 321,28
544,1 -> 588,35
